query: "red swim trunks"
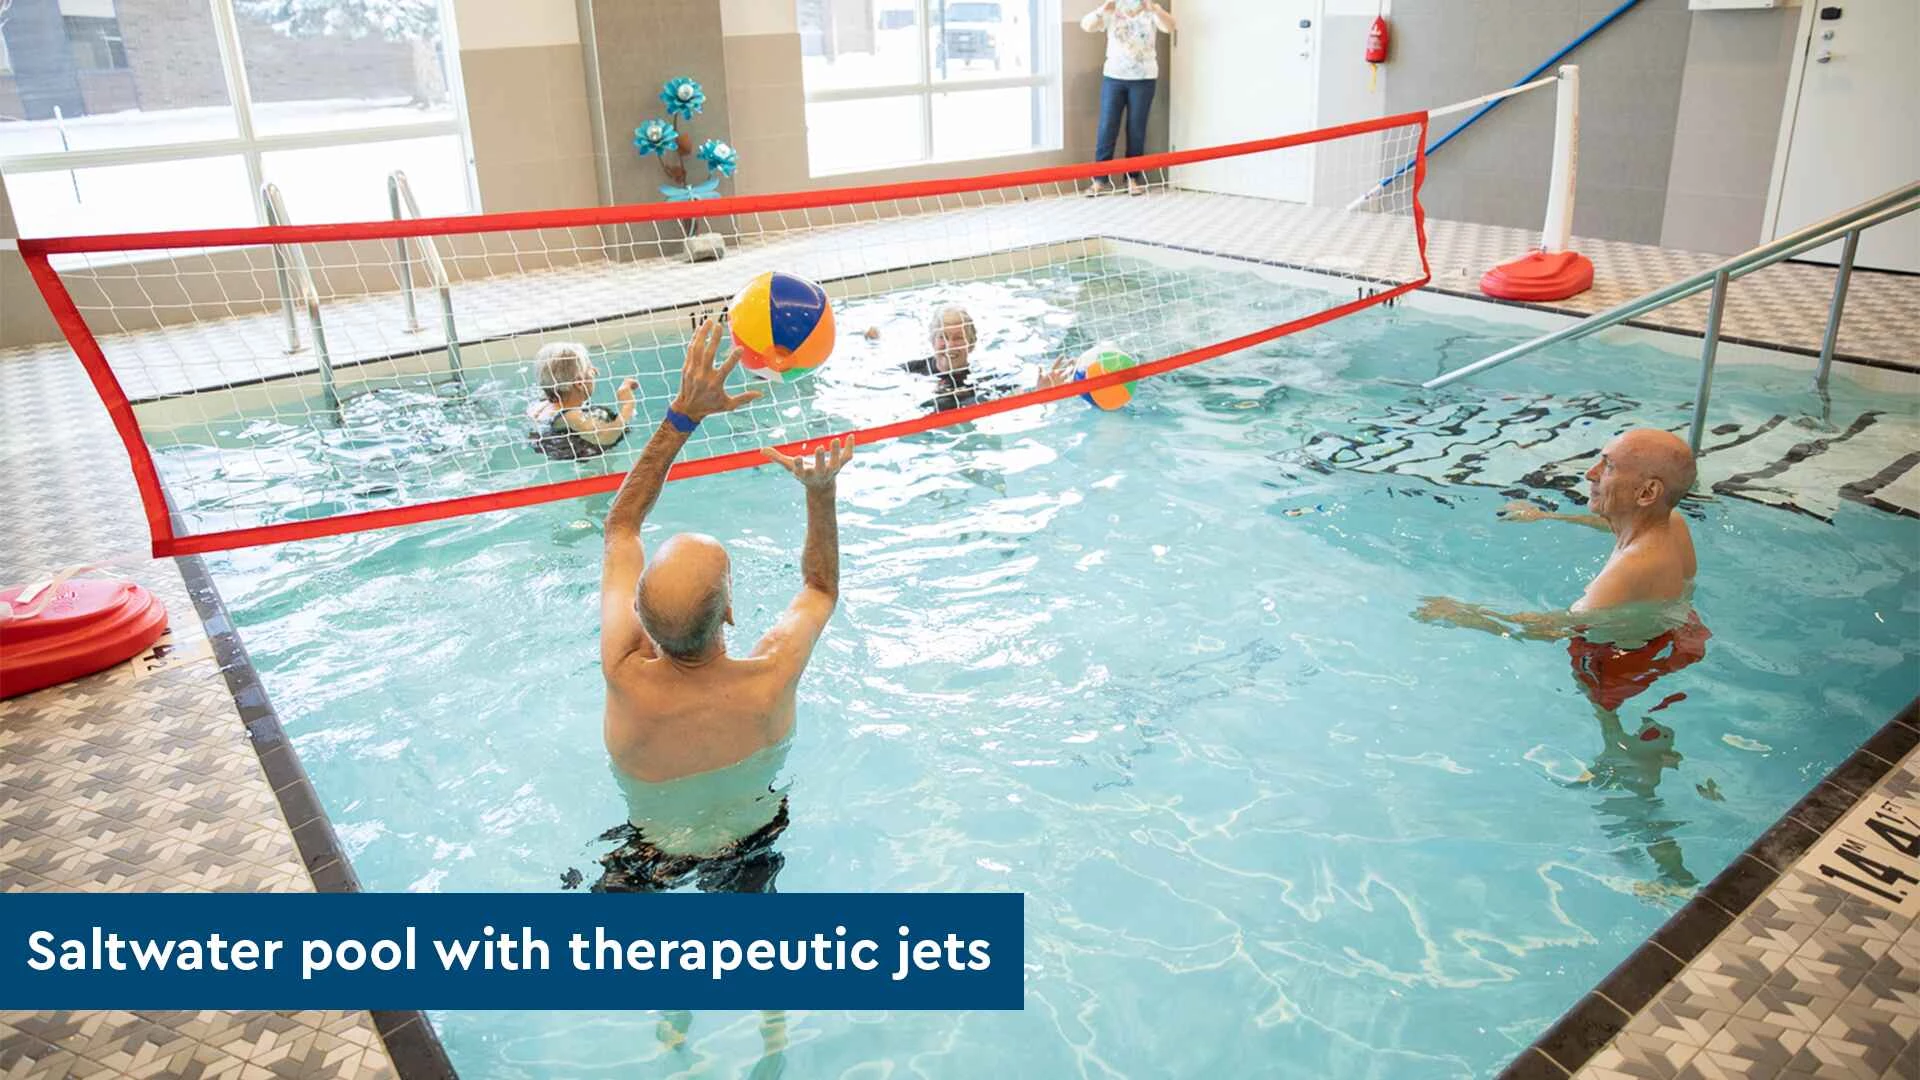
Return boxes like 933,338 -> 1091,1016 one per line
1567,614 -> 1711,713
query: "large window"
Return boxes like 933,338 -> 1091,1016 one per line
798,0 -> 1059,176
0,0 -> 472,237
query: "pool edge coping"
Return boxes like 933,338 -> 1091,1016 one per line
173,549 -> 460,1080
1498,696 -> 1920,1079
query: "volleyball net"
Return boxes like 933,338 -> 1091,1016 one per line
23,109 -> 1435,556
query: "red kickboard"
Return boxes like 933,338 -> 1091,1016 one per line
1480,249 -> 1594,302
1,579 -> 169,699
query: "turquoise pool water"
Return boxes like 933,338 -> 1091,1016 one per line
201,259 -> 1919,1078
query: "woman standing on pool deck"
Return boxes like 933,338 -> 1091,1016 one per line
1081,0 -> 1176,197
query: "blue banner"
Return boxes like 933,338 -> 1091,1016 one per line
1,893 -> 1023,1010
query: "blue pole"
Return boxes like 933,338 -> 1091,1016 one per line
1364,0 -> 1643,199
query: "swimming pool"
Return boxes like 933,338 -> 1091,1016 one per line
197,257 -> 1919,1078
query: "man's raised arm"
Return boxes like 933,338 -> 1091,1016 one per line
752,437 -> 855,674
600,320 -> 761,665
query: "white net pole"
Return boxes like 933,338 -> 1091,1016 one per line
1342,75 -> 1559,213
1541,65 -> 1581,256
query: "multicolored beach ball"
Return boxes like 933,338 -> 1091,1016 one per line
1073,344 -> 1138,410
728,271 -> 836,382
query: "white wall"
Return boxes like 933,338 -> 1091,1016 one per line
721,0 -> 799,37
451,0 -> 581,50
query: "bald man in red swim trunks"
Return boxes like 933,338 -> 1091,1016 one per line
1413,427 -> 1710,710
1415,429 -> 1711,893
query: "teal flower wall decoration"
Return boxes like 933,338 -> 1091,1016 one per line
639,74 -> 741,249
697,139 -> 738,177
633,119 -> 679,157
661,77 -> 706,120
641,75 -> 741,207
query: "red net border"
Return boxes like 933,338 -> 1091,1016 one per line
21,111 -> 1431,557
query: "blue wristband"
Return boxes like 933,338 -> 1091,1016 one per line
665,408 -> 698,433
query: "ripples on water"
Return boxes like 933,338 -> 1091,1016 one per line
202,265 -> 1920,1078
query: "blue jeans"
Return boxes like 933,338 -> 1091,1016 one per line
1095,76 -> 1156,183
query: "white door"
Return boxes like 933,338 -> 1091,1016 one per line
1768,1 -> 1920,272
1169,0 -> 1320,203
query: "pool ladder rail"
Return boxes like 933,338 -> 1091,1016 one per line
260,181 -> 337,414
388,169 -> 464,392
263,172 -> 465,418
1425,179 -> 1920,453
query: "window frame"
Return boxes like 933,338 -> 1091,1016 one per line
0,0 -> 478,235
802,0 -> 1061,177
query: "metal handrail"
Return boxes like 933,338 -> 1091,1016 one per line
387,171 -> 463,388
1424,179 -> 1920,451
260,182 -> 338,415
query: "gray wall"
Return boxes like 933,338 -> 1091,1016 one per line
1660,6 -> 1799,254
1378,0 -> 1801,253
1383,0 -> 1696,246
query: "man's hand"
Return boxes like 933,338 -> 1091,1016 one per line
671,319 -> 762,422
762,436 -> 855,489
615,377 -> 639,420
1413,596 -> 1475,625
1416,596 -> 1584,640
1498,500 -> 1549,523
1500,499 -> 1609,531
1413,596 -> 1515,636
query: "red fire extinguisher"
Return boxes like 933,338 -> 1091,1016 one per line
1365,14 -> 1391,64
1365,9 -> 1390,91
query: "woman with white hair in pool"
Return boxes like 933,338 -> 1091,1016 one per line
526,342 -> 638,461
894,305 -> 1077,413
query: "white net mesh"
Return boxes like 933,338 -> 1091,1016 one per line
30,115 -> 1429,553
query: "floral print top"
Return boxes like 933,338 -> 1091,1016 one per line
1082,2 -> 1160,81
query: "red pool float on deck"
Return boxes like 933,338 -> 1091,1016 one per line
1,577 -> 169,699
1480,249 -> 1594,302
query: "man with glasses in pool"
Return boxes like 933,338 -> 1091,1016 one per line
587,319 -> 854,900
1412,427 -> 1710,894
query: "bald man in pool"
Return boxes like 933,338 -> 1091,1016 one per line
594,319 -> 853,881
1416,428 -> 1710,896
1412,427 -> 1709,708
